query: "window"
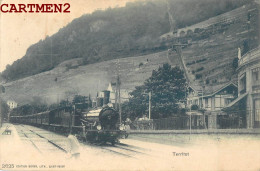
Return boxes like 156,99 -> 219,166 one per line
205,98 -> 208,107
254,99 -> 260,122
252,68 -> 259,82
225,99 -> 231,106
239,73 -> 246,94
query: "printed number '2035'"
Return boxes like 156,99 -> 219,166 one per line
2,164 -> 14,168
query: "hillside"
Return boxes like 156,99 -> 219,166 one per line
166,2 -> 259,86
1,1 -> 259,106
0,0 -> 252,82
1,52 -> 170,105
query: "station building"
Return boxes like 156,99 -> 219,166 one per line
223,47 -> 260,128
187,82 -> 238,129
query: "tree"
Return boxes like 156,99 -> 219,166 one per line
30,96 -> 48,113
0,99 -> 9,123
73,95 -> 88,109
73,95 -> 87,104
59,99 -> 70,107
123,63 -> 187,119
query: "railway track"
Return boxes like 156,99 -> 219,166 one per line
100,146 -> 134,158
29,129 -> 68,153
20,129 -> 42,153
86,141 -> 150,159
16,125 -> 69,155
16,124 -> 151,159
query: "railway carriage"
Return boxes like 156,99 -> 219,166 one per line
10,105 -> 127,145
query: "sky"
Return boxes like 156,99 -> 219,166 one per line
0,0 -> 139,72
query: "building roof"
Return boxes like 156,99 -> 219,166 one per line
189,82 -> 237,97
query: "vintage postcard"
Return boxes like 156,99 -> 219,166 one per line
0,0 -> 260,170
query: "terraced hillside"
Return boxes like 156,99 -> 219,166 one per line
1,1 -> 259,105
168,2 -> 259,87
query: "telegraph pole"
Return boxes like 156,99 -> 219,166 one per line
148,92 -> 151,120
115,59 -> 122,124
118,75 -> 122,124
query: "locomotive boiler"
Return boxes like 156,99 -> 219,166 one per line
80,104 -> 126,145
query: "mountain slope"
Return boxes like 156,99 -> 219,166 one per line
1,52 -> 169,105
1,1 -> 259,105
1,0 -> 252,82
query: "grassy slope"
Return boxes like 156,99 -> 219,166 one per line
2,51 -> 169,105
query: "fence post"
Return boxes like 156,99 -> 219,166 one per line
189,114 -> 191,140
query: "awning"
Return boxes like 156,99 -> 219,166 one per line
222,92 -> 248,111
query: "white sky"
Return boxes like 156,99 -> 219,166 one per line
0,0 -> 139,72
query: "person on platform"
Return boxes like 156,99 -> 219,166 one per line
67,134 -> 81,159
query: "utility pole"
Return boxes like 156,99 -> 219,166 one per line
115,81 -> 118,110
115,59 -> 122,124
189,109 -> 191,140
202,85 -> 207,129
142,91 -> 152,120
148,92 -> 151,120
118,75 -> 122,124
70,104 -> 75,134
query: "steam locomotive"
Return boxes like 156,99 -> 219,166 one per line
10,104 -> 127,145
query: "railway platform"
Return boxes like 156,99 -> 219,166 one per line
0,123 -> 81,168
1,123 -> 260,170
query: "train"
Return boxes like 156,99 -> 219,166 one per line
10,104 -> 127,145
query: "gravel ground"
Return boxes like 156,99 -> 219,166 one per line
1,123 -> 259,171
